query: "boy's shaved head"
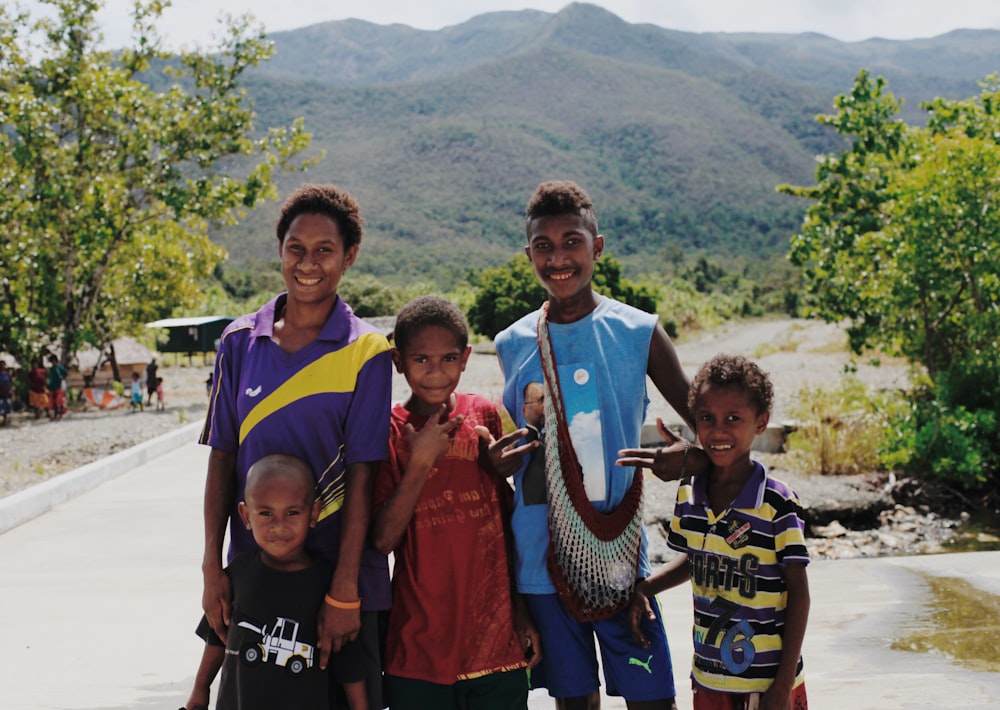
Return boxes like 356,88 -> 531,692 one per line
245,454 -> 315,504
525,180 -> 598,238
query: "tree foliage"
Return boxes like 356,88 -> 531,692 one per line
779,70 -> 1000,381
0,0 -> 314,367
467,253 -> 661,339
781,70 -> 1000,489
338,273 -> 408,318
779,70 -> 911,355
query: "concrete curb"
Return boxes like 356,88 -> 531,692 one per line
0,420 -> 204,535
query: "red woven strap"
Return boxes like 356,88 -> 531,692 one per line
546,472 -> 643,621
536,302 -> 643,621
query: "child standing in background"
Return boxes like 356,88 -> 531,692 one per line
28,358 -> 48,419
0,360 -> 12,425
47,354 -> 68,420
130,371 -> 144,412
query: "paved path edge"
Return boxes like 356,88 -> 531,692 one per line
0,420 -> 204,535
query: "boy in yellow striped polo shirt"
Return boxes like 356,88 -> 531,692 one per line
630,354 -> 810,710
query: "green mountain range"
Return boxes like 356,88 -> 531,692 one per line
213,2 -> 999,289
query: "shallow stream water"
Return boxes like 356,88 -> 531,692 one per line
889,508 -> 1000,671
892,571 -> 1000,673
943,508 -> 1000,553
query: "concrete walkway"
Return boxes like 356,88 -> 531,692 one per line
1,435 -> 999,709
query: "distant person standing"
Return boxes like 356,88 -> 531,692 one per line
145,357 -> 158,405
0,360 -> 13,425
130,371 -> 144,412
155,377 -> 165,411
47,354 -> 68,420
27,359 -> 48,419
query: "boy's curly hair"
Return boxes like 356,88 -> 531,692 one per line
525,180 -> 598,237
393,296 -> 469,354
689,354 -> 773,416
276,184 -> 364,249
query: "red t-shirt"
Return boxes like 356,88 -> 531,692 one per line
374,393 -> 526,683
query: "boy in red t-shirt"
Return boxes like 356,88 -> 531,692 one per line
373,296 -> 541,709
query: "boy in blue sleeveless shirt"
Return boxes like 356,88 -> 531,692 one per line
495,180 -> 708,710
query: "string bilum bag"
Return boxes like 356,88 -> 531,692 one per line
537,303 -> 643,622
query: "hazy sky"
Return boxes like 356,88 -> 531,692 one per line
26,0 -> 1000,50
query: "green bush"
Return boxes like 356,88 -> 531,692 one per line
882,357 -> 1000,490
883,400 -> 997,489
785,377 -> 905,476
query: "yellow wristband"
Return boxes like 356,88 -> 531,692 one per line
324,594 -> 361,610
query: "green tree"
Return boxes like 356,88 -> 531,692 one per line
883,131 -> 1000,376
339,274 -> 407,318
780,71 -> 1000,380
779,70 -> 911,355
468,254 -> 661,338
0,0 -> 314,368
781,71 -> 1000,488
467,257 -> 546,339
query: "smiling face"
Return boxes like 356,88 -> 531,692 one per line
238,459 -> 319,571
279,212 -> 358,310
394,324 -> 471,417
693,383 -> 770,476
524,213 -> 604,318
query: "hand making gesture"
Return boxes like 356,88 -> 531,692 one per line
617,416 -> 705,481
475,425 -> 538,479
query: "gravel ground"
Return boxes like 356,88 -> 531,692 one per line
650,317 -> 914,425
0,361 -> 213,498
6,318 -> 988,560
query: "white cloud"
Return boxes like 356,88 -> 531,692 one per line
569,409 -> 606,501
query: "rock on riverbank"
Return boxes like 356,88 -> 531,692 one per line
642,463 -> 997,562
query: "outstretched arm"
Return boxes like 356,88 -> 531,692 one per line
647,324 -> 694,430
617,417 -> 710,481
616,326 -> 710,480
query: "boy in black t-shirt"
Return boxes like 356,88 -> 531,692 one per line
182,454 -> 351,710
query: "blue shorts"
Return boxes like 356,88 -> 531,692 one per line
523,593 -> 676,702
